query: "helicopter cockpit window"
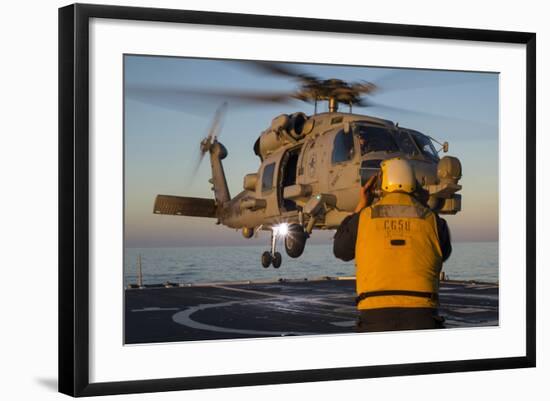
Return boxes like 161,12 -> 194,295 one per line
262,163 -> 276,192
332,130 -> 354,164
395,130 -> 421,157
354,125 -> 399,155
410,131 -> 439,162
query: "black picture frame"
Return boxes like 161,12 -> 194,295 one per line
59,3 -> 536,397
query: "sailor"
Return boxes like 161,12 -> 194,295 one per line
333,157 -> 452,332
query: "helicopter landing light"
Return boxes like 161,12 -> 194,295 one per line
274,223 -> 289,237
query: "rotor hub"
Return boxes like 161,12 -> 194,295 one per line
293,78 -> 377,111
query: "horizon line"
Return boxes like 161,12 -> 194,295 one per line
125,239 -> 498,249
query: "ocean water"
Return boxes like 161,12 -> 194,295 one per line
124,242 -> 498,287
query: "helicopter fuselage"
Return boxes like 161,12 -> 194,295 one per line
218,111 -> 462,234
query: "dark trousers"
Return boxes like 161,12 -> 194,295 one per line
356,308 -> 445,333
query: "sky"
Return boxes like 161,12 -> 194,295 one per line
124,55 -> 499,248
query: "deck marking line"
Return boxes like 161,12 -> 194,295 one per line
131,307 -> 180,312
211,284 -> 352,308
172,300 -> 315,336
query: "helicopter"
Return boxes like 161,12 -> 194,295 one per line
148,62 -> 463,268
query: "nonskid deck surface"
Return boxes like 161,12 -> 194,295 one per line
124,278 -> 498,344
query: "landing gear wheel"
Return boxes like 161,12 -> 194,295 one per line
285,224 -> 308,258
261,251 -> 272,268
272,252 -> 282,268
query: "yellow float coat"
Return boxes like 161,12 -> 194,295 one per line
355,192 -> 443,310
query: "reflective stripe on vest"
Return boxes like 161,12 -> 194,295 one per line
355,192 -> 443,310
371,204 -> 430,219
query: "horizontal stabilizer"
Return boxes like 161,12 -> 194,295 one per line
153,195 -> 217,218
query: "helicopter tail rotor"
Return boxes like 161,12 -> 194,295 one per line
190,102 -> 228,180
191,102 -> 232,209
200,102 -> 227,153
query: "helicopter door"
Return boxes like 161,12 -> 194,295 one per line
279,146 -> 301,212
328,129 -> 360,209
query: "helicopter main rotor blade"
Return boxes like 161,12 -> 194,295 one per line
359,100 -> 497,130
372,69 -> 493,94
126,85 -> 298,112
248,61 -> 319,83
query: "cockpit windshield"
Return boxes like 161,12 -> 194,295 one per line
354,124 -> 399,155
410,130 -> 439,162
395,130 -> 420,157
